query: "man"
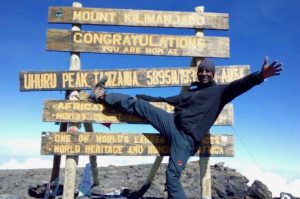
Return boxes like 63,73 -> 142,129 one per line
89,57 -> 282,199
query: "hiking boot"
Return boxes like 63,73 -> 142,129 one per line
88,75 -> 108,103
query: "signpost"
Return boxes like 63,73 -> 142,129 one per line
48,6 -> 228,29
20,65 -> 249,91
47,29 -> 229,57
43,100 -> 233,125
41,132 -> 234,157
19,2 -> 246,199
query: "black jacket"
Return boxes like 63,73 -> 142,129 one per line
137,71 -> 264,143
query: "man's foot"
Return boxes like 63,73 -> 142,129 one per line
88,75 -> 108,103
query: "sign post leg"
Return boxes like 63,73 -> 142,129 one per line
50,122 -> 68,182
143,156 -> 163,189
199,157 -> 211,199
63,154 -> 78,198
84,123 -> 100,186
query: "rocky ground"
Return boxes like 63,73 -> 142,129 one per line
0,161 -> 298,199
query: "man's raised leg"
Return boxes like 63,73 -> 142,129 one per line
104,93 -> 175,141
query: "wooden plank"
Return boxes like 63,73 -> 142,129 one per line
48,7 -> 228,30
41,132 -> 234,157
46,29 -> 229,58
43,100 -> 234,126
20,66 -> 249,91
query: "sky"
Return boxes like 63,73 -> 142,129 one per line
0,0 -> 299,197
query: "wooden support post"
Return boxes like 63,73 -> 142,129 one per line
200,156 -> 211,199
63,153 -> 78,198
62,2 -> 82,199
83,123 -> 100,186
191,6 -> 212,199
50,122 -> 67,182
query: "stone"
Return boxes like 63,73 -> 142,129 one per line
247,180 -> 272,199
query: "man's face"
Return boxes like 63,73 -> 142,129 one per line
197,67 -> 214,84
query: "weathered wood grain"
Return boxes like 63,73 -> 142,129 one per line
41,132 -> 234,157
46,29 -> 230,58
43,100 -> 234,126
20,66 -> 250,91
48,7 -> 228,30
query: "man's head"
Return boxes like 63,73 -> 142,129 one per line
197,58 -> 215,84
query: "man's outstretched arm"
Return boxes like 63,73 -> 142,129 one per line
136,94 -> 183,106
221,56 -> 283,104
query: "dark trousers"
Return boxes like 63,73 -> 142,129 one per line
104,93 -> 196,199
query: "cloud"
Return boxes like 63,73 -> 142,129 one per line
0,156 -> 167,170
0,157 -> 53,170
242,164 -> 300,197
0,138 -> 40,156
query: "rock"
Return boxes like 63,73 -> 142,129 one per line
247,180 -> 272,199
215,162 -> 225,168
273,192 -> 300,199
0,162 -> 298,199
91,185 -> 102,196
0,194 -> 21,199
212,163 -> 249,199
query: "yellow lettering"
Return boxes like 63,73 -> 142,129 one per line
23,73 -> 57,89
127,145 -> 144,154
145,47 -> 163,55
155,15 -> 163,23
73,11 -> 81,20
83,33 -> 93,44
196,37 -> 206,49
148,36 -> 157,47
73,32 -> 82,43
53,145 -> 80,154
167,49 -> 178,55
23,74 -> 31,89
123,35 -> 131,46
211,146 -> 224,154
147,145 -> 159,155
74,72 -> 88,87
84,145 -> 123,154
124,13 -> 132,23
112,34 -> 122,45
73,10 -> 117,23
79,134 -> 90,143
62,72 -> 75,88
132,71 -> 139,86
53,134 -> 71,143
103,34 -> 112,45
146,70 -> 154,85
158,37 -> 168,48
122,71 -> 131,86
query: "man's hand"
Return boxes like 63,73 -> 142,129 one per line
260,56 -> 283,79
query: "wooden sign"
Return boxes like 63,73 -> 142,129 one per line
46,29 -> 229,58
20,66 -> 250,91
48,7 -> 228,30
43,100 -> 233,126
41,132 -> 234,157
